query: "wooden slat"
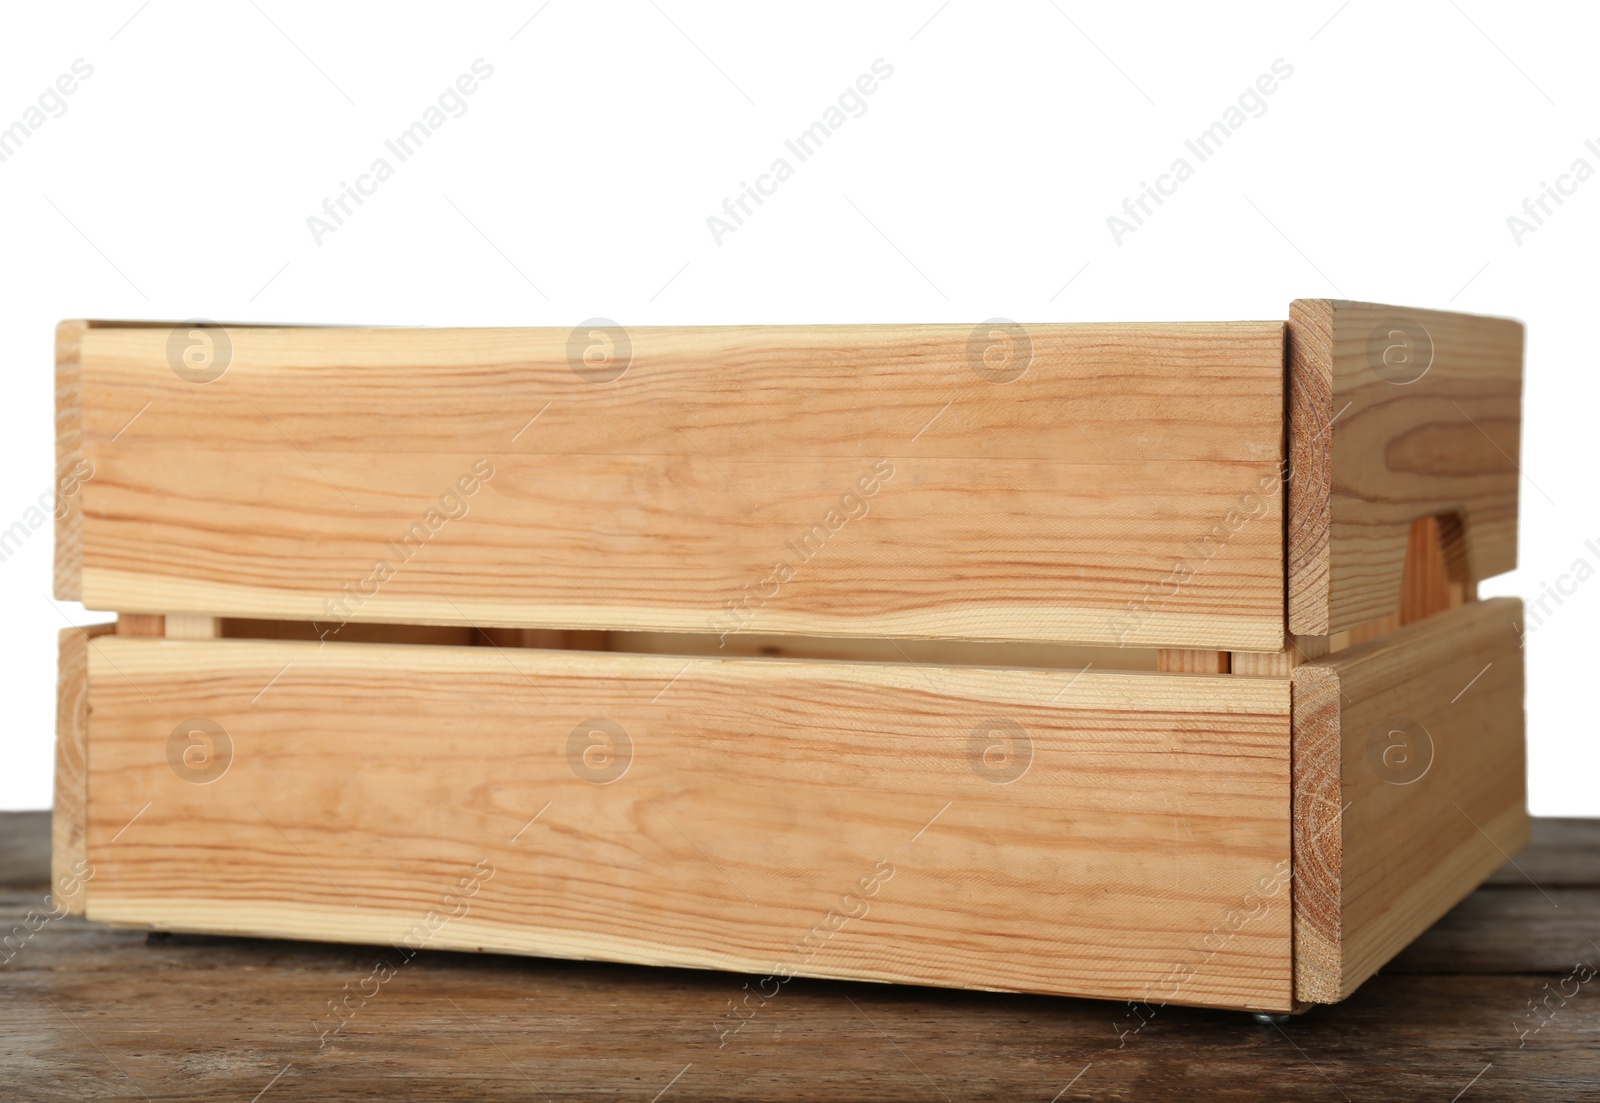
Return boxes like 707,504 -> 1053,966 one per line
51,623 -> 114,914
1286,300 -> 1522,636
1157,649 -> 1230,673
1240,510 -> 1472,675
163,615 -> 220,639
1397,514 -> 1474,624
52,320 -> 88,601
610,630 -> 1149,671
218,618 -> 478,647
6,812 -> 1595,1100
66,322 -> 1287,649
83,637 -> 1294,1010
1326,610 -> 1401,653
115,613 -> 165,637
1291,597 -> 1526,1003
1230,635 -> 1328,677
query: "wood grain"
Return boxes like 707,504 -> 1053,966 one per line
6,812 -> 1598,1103
218,617 -> 478,647
1398,513 -> 1474,625
82,636 -> 1295,1010
1231,635 -> 1329,677
66,321 -> 1287,649
1157,649 -> 1230,673
611,630 -> 1150,671
53,320 -> 88,601
1327,610 -> 1402,653
51,623 -> 113,914
115,613 -> 165,637
1240,511 -> 1471,675
164,615 -> 220,639
1291,597 -> 1527,1003
1286,300 -> 1522,636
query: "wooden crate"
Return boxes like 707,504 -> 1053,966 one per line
52,302 -> 1527,1013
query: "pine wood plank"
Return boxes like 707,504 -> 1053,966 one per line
610,630 -> 1150,671
51,623 -> 113,914
1240,510 -> 1472,675
1286,300 -> 1522,636
1291,597 -> 1527,1003
8,813 -> 1597,1100
66,322 -> 1287,650
1326,609 -> 1402,652
81,636 -> 1294,1010
52,320 -> 88,601
164,615 -> 220,639
10,879 -> 1597,984
217,618 -> 478,646
115,614 -> 165,637
1398,513 -> 1474,624
1157,649 -> 1231,673
1230,635 -> 1329,677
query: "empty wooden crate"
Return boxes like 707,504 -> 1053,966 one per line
52,301 -> 1527,1013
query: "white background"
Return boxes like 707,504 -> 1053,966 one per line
1,1 -> 1594,813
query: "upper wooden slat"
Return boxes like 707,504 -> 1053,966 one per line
1286,301 -> 1523,636
53,320 -> 88,600
63,321 -> 1287,648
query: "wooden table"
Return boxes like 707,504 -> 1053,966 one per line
4,812 -> 1596,1101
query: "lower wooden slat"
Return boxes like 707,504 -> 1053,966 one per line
613,630 -> 1154,669
1291,597 -> 1527,1003
82,637 -> 1294,1010
51,623 -> 114,914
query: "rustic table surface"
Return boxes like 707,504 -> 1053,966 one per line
3,811 -> 1596,1101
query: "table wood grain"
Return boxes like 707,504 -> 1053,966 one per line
3,812 -> 1597,1101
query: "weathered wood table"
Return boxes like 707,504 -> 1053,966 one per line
4,812 -> 1596,1101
